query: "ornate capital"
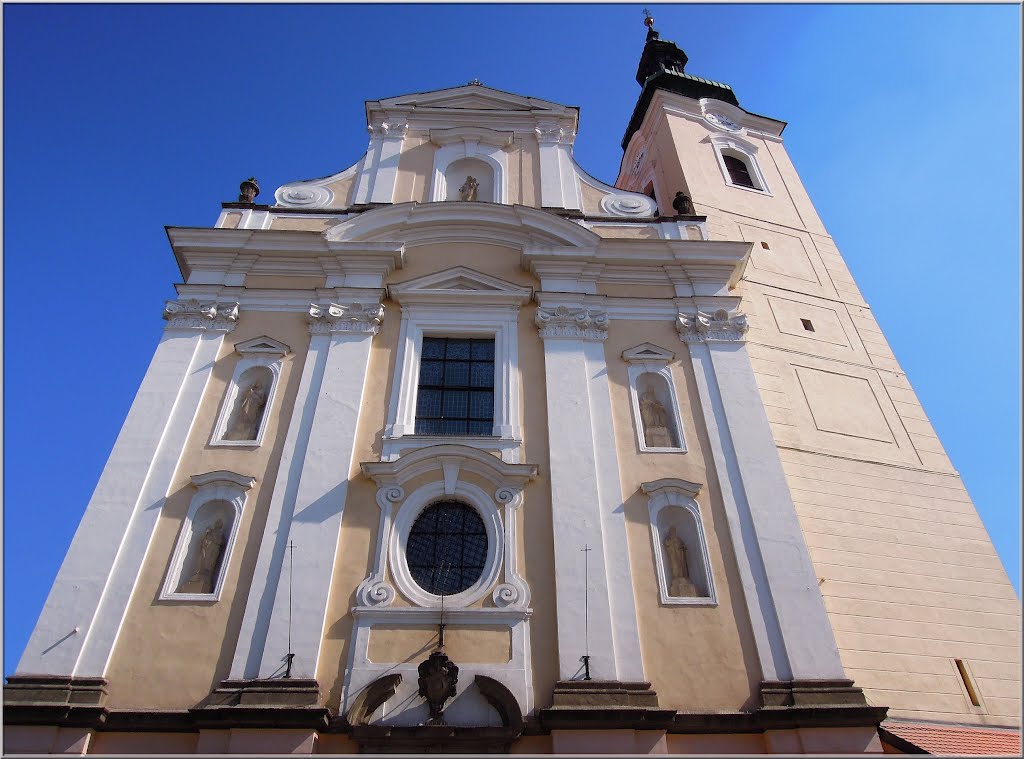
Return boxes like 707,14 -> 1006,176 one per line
369,119 -> 408,139
676,309 -> 748,344
163,299 -> 239,332
535,125 -> 566,145
535,305 -> 609,341
308,302 -> 384,335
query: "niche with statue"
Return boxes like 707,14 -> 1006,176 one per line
210,335 -> 289,448
642,478 -> 717,606
445,157 -> 494,203
161,470 -> 254,602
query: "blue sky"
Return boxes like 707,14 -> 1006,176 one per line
3,4 -> 1020,671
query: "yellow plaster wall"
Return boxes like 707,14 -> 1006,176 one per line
323,169 -> 359,209
103,312 -> 313,709
368,625 -> 511,664
395,133 -> 435,204
269,218 -> 338,232
602,319 -> 761,710
315,241 -> 558,713
218,212 -> 242,229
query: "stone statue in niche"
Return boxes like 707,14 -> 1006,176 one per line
458,176 -> 479,201
178,519 -> 227,594
639,389 -> 675,448
225,379 -> 268,440
664,526 -> 700,597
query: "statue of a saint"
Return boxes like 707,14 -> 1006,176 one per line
639,389 -> 675,448
664,526 -> 699,597
179,519 -> 226,594
226,380 -> 268,440
458,176 -> 479,201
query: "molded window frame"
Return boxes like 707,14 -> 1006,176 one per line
710,133 -> 771,196
160,470 -> 256,602
388,481 -> 504,609
642,478 -> 717,607
383,270 -> 531,463
209,336 -> 290,448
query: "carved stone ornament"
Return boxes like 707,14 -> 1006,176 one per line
417,650 -> 459,725
369,119 -> 409,139
677,309 -> 748,343
535,125 -> 566,145
599,191 -> 658,217
307,302 -> 384,335
277,185 -> 334,208
535,305 -> 609,341
163,299 -> 239,332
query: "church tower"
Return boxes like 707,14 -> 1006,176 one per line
5,16 -> 1019,756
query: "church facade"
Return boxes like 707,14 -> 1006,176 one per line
5,21 -> 1019,756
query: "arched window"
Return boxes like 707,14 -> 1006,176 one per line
723,153 -> 755,189
710,133 -> 770,194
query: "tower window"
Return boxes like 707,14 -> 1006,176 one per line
644,183 -> 659,214
955,659 -> 982,707
406,501 -> 488,596
761,241 -> 770,250
723,154 -> 755,189
415,337 -> 495,435
801,319 -> 815,332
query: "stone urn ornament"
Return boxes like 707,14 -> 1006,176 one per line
238,177 -> 260,203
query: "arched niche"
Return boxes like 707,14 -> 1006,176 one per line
641,478 -> 717,607
445,157 -> 494,202
161,470 -> 255,601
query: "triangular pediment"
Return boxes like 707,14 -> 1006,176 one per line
622,342 -> 675,363
389,266 -> 532,305
234,336 -> 291,357
375,85 -> 569,115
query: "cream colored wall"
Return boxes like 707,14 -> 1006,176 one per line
268,218 -> 338,232
394,133 -> 435,204
323,170 -> 358,209
89,732 -> 199,754
219,212 -> 242,229
386,132 -> 545,208
103,312 -> 313,709
603,320 -> 761,710
315,241 -> 559,714
639,97 -> 1021,726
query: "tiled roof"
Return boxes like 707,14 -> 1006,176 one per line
881,720 -> 1021,755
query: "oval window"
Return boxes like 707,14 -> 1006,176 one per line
406,501 -> 487,595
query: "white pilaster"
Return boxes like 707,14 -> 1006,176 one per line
679,309 -> 847,682
17,300 -> 239,676
536,304 -> 644,682
353,119 -> 407,205
229,302 -> 383,680
535,125 -> 582,211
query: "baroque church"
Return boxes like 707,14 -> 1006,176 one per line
5,17 -> 1020,756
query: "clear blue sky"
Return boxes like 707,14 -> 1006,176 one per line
3,4 -> 1020,671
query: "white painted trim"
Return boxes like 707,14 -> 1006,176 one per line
382,302 -> 523,462
75,324 -> 231,676
538,331 -> 644,683
16,322 -> 230,676
388,482 -> 503,608
574,161 -> 657,217
641,479 -> 717,607
623,351 -> 688,454
710,133 -> 772,195
159,471 -> 255,602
